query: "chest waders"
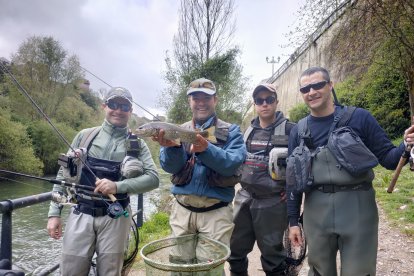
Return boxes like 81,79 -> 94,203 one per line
74,127 -> 140,218
241,120 -> 289,197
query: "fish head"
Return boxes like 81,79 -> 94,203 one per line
135,124 -> 159,137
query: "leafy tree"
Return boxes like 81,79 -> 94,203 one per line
9,35 -> 83,120
160,0 -> 249,124
329,0 -> 414,115
27,120 -> 77,174
163,49 -> 249,124
0,110 -> 43,175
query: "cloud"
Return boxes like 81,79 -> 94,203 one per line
0,0 -> 301,118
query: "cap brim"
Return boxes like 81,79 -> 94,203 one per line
252,85 -> 276,98
106,95 -> 133,104
187,88 -> 216,95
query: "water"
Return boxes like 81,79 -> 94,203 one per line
0,171 -> 171,275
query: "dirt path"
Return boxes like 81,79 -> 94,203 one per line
224,204 -> 414,276
131,203 -> 414,276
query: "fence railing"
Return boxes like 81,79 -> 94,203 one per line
0,192 -> 143,275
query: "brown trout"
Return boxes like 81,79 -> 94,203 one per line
135,122 -> 217,144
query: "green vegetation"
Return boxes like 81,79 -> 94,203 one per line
374,165 -> 414,237
132,211 -> 171,270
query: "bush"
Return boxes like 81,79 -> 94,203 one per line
288,103 -> 309,123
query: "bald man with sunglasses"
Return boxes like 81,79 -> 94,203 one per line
287,66 -> 414,276
228,83 -> 295,276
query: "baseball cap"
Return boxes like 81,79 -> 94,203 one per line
105,87 -> 133,104
252,83 -> 277,99
187,78 -> 216,96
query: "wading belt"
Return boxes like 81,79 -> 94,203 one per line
311,182 -> 372,193
175,196 -> 229,213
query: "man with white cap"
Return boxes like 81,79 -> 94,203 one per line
228,83 -> 295,276
47,87 -> 159,275
153,78 -> 246,266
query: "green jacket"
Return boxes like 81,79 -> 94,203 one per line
48,119 -> 159,217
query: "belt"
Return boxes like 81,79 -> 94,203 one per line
312,183 -> 372,193
250,192 -> 281,199
74,205 -> 107,217
175,198 -> 229,213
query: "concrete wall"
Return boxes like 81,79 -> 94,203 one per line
268,0 -> 355,117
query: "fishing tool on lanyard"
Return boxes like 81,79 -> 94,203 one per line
0,60 -> 125,219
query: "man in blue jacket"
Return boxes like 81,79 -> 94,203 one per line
153,78 -> 246,264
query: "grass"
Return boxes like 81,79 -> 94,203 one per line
130,211 -> 171,271
374,164 -> 414,237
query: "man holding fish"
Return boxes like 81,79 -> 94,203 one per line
150,78 -> 246,265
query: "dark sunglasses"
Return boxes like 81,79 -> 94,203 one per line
106,101 -> 132,112
254,96 -> 276,105
299,80 -> 329,94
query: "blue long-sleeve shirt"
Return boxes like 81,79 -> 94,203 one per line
160,117 -> 246,203
287,106 -> 406,226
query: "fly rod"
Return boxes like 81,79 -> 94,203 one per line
0,169 -> 95,192
0,61 -> 117,202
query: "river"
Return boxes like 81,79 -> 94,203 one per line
0,171 -> 171,275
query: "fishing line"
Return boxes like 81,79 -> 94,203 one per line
0,61 -> 123,207
0,175 -> 50,192
79,65 -> 161,121
0,61 -> 100,181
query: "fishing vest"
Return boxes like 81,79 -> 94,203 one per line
288,106 -> 375,193
241,120 -> 289,197
75,126 -> 141,208
171,118 -> 241,187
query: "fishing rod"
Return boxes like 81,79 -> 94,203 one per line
79,65 -> 161,121
0,169 -> 126,218
0,60 -> 119,204
0,169 -> 96,191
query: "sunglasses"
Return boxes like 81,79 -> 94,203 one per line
254,96 -> 276,105
106,101 -> 132,112
189,80 -> 215,90
299,80 -> 329,94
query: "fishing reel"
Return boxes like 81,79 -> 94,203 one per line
58,148 -> 87,183
107,201 -> 129,219
51,191 -> 76,206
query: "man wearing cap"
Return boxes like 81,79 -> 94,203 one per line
153,78 -> 246,265
228,83 -> 294,276
47,87 -> 159,275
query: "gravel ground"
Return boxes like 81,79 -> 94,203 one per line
224,204 -> 414,276
131,203 -> 414,276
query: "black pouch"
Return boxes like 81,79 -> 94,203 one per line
286,140 -> 313,193
170,155 -> 195,185
328,126 -> 378,176
208,166 -> 242,187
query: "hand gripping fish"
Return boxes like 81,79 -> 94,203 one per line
135,122 -> 217,144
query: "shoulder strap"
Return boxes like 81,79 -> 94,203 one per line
273,119 -> 287,136
243,125 -> 253,142
79,126 -> 101,148
337,106 -> 356,127
126,132 -> 141,158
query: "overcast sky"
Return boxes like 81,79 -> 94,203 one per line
0,0 -> 302,118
